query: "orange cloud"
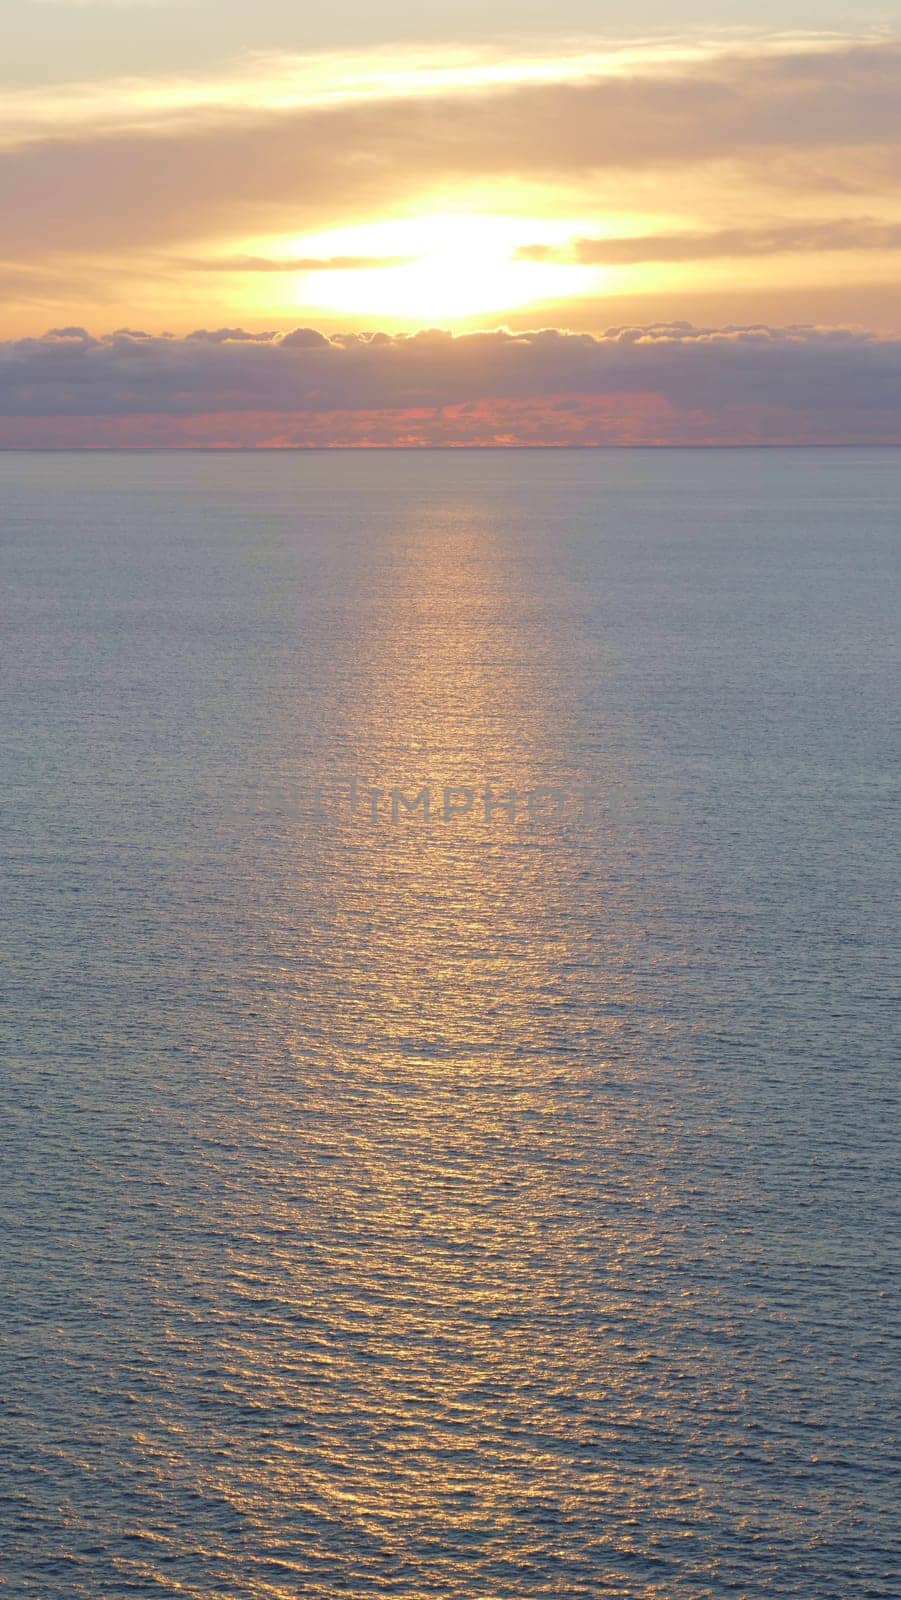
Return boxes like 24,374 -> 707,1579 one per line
519,219 -> 901,265
2,40 -> 900,261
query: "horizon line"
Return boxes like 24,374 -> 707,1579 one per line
4,443 -> 901,454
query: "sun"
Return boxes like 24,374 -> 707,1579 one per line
279,213 -> 599,323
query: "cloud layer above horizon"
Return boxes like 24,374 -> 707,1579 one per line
3,323 -> 899,447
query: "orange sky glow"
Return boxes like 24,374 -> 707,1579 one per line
3,19 -> 900,444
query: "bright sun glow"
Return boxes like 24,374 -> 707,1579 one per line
274,214 -> 601,322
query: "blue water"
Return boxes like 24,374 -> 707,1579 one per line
1,448 -> 898,1598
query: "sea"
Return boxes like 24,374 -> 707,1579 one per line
1,448 -> 898,1598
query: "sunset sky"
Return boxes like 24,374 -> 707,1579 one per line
3,0 -> 900,444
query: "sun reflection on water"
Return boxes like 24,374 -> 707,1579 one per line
158,493 -> 684,1595
12,453 -> 895,1597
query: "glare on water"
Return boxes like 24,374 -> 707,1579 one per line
1,448 -> 898,1597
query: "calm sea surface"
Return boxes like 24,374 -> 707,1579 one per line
1,449 -> 898,1598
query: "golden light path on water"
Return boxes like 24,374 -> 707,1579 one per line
134,481 -> 716,1598
4,452 -> 897,1599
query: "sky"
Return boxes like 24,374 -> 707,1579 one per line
3,0 -> 901,444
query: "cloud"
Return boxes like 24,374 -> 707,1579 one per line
1,322 -> 898,446
0,36 -> 807,148
519,218 -> 901,265
181,254 -> 413,272
1,38 -> 899,259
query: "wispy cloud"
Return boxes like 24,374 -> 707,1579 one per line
181,253 -> 413,273
519,219 -> 901,264
2,37 -> 899,261
3,32 -> 900,337
0,37 -> 727,148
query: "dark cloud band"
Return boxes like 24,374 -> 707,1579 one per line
1,323 -> 899,445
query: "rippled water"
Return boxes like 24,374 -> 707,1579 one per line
1,448 -> 899,1598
